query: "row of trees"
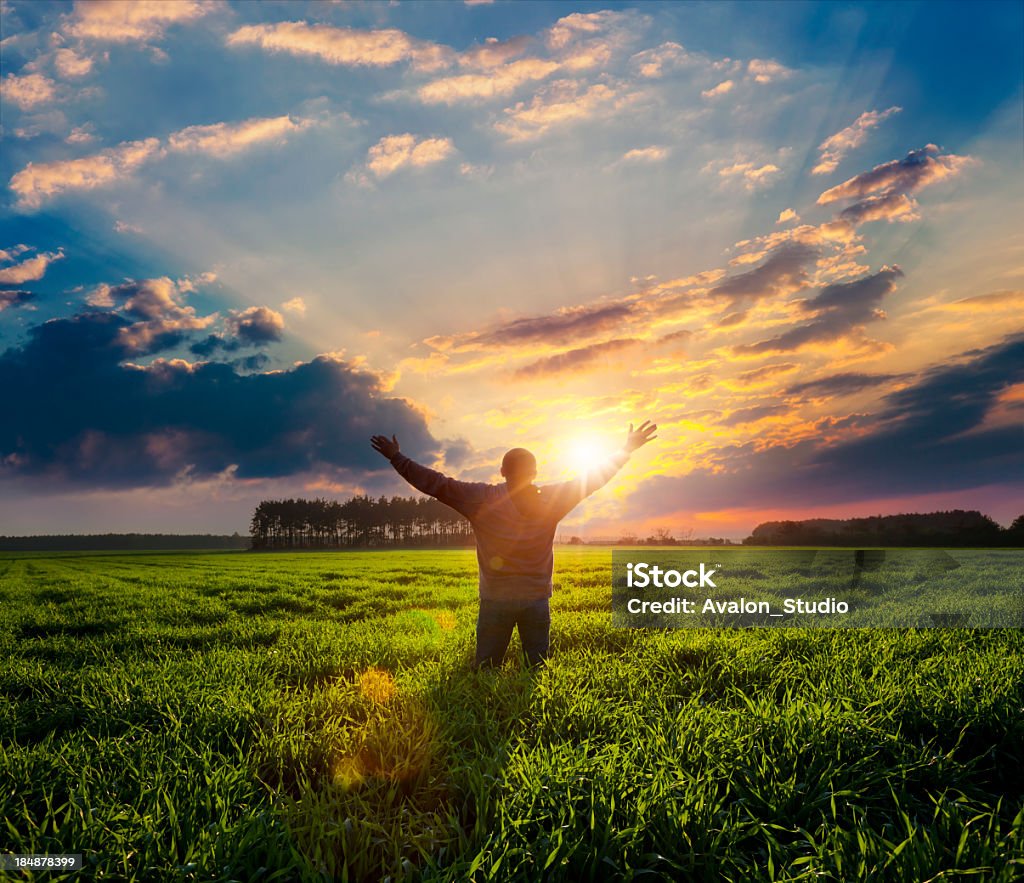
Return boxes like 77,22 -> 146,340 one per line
250,496 -> 473,549
744,510 -> 1024,546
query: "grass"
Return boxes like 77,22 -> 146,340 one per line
0,548 -> 1022,881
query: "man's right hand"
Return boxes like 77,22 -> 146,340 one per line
371,434 -> 401,460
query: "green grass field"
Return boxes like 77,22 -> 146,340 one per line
1,548 -> 1022,881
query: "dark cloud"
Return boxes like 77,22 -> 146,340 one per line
0,311 -> 439,486
718,404 -> 790,426
710,242 -> 818,303
735,363 -> 797,385
818,145 -> 973,225
787,372 -> 904,398
227,305 -> 285,344
442,437 -> 473,468
626,333 -> 1024,515
513,337 -> 641,379
0,289 -> 33,311
91,277 -> 214,356
435,302 -> 634,350
190,334 -> 242,357
657,328 -> 693,345
718,310 -> 747,327
735,266 -> 902,354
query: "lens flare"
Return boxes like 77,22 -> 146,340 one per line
565,436 -> 612,473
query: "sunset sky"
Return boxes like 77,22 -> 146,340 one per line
1,0 -> 1022,539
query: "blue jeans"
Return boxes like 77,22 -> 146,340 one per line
475,597 -> 550,668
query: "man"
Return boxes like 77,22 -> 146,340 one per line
370,420 -> 657,668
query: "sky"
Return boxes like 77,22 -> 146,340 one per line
0,0 -> 1022,540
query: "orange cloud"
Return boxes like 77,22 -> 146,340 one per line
513,338 -> 643,379
630,41 -> 696,78
819,146 -> 970,213
617,145 -> 670,164
416,58 -> 560,104
812,107 -> 901,175
53,47 -> 94,78
10,137 -> 162,210
65,0 -> 215,42
495,79 -> 638,141
747,58 -> 792,83
226,21 -> 452,72
360,133 -> 457,180
701,79 -> 734,98
168,115 -> 315,157
1,72 -> 57,108
0,247 -> 64,284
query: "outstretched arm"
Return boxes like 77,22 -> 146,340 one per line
371,434 -> 489,518
548,420 -> 658,518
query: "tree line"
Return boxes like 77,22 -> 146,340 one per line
249,496 -> 473,549
0,533 -> 248,551
743,510 -> 1024,547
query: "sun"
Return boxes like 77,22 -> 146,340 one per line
565,436 -> 613,474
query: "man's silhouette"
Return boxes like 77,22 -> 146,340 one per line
370,421 -> 657,668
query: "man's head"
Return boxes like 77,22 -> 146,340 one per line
501,447 -> 537,489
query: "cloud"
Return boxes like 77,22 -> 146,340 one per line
53,46 -> 94,78
513,338 -> 642,379
113,220 -> 143,234
0,248 -> 64,284
66,124 -> 97,144
701,79 -> 734,99
9,137 -> 163,210
711,241 -> 818,303
0,244 -> 30,263
360,133 -> 456,179
718,404 -> 790,426
0,290 -> 33,311
747,58 -> 792,83
87,276 -> 216,355
732,363 -> 799,387
457,35 -> 532,69
281,296 -> 307,315
735,265 -> 903,354
10,114 -> 317,209
226,305 -> 285,345
416,57 -> 560,104
936,290 -> 1024,313
812,107 -> 901,175
812,333 -> 1024,487
786,372 -> 905,398
64,0 -> 215,43
494,79 -> 637,141
626,334 -> 1024,515
817,145 -> 975,225
0,313 -> 440,486
630,41 -> 697,78
776,208 -> 798,225
433,302 -> 635,351
546,9 -> 647,67
167,114 -> 314,158
617,145 -> 669,164
226,21 -> 452,72
1,72 -> 57,108
709,159 -> 782,191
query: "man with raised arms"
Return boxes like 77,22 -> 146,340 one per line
370,421 -> 657,669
